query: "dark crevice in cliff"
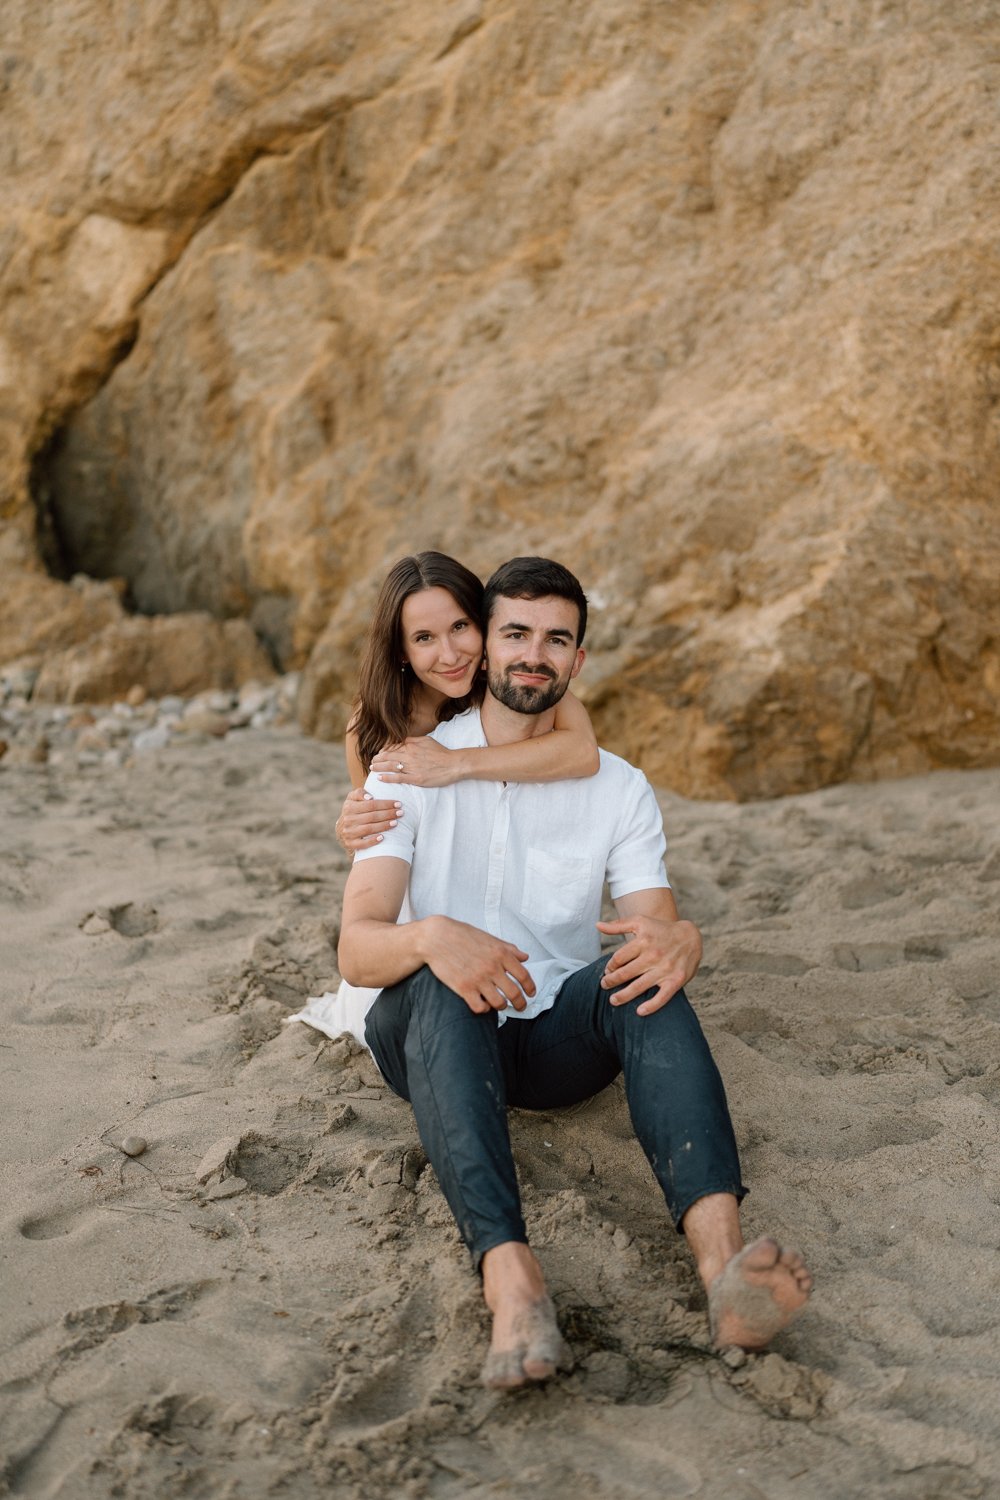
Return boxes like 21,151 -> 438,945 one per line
29,431 -> 74,584
28,318 -> 141,607
30,428 -> 139,619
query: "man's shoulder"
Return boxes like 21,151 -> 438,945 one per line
595,746 -> 653,792
430,708 -> 485,749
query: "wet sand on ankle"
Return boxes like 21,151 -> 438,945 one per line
2,722 -> 999,1498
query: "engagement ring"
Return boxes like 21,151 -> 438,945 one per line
396,761 -> 404,771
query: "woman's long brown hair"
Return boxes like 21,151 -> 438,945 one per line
352,552 -> 485,772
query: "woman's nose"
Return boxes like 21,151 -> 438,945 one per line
438,637 -> 459,664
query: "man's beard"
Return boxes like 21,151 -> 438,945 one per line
487,662 -> 572,716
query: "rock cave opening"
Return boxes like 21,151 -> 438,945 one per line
29,422 -> 293,676
29,428 -> 78,590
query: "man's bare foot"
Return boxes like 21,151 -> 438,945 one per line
708,1236 -> 813,1350
480,1242 -> 571,1389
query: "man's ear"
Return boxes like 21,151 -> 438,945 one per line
570,648 -> 586,679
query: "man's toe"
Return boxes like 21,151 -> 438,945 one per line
481,1348 -> 529,1389
741,1236 -> 782,1273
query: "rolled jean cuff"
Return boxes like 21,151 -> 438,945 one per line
470,1226 -> 531,1275
672,1182 -> 750,1234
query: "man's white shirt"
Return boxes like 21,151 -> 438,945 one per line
354,708 -> 670,1022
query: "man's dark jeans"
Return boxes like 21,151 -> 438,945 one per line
365,955 -> 746,1266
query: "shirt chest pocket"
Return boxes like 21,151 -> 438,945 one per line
519,847 -> 593,927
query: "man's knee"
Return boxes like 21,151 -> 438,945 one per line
366,964 -> 494,1056
603,982 -> 721,1069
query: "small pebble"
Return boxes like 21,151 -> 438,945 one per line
179,708 -> 229,738
133,725 -> 171,753
121,1136 -> 147,1157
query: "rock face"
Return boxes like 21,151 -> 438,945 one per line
2,0 -> 999,796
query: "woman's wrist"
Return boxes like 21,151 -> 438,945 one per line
448,749 -> 472,782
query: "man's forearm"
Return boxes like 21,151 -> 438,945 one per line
339,911 -> 537,1016
338,916 -> 439,989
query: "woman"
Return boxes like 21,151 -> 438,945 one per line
290,551 -> 599,1043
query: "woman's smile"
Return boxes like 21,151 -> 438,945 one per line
437,661 -> 475,681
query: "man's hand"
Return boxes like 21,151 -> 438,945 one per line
595,915 -> 703,1015
423,916 -> 536,1014
371,736 -> 460,788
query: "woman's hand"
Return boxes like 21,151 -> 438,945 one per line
370,736 -> 464,788
335,787 -> 403,852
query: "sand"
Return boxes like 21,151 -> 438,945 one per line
2,722 -> 999,1499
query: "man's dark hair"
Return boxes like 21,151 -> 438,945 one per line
483,557 -> 589,646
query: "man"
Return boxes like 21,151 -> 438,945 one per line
338,557 -> 812,1388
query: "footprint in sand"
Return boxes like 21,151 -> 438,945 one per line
724,950 -> 814,977
19,1205 -> 92,1241
319,1285 -> 452,1438
833,936 -> 950,971
60,1284 -> 208,1357
832,942 -> 903,972
79,902 -> 159,938
902,936 -> 949,963
839,875 -> 904,910
233,1133 -> 313,1195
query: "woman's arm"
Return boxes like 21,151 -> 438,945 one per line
369,691 -> 600,788
335,726 -> 403,852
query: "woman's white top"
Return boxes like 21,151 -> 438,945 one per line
287,980 -> 378,1050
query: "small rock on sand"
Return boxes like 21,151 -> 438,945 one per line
180,709 -> 230,738
133,725 -> 172,753
323,1103 -> 357,1133
121,1136 -> 147,1157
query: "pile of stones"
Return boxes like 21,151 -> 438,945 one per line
0,672 -> 301,770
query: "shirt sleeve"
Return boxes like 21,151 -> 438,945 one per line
352,773 -> 421,867
605,771 -> 671,899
